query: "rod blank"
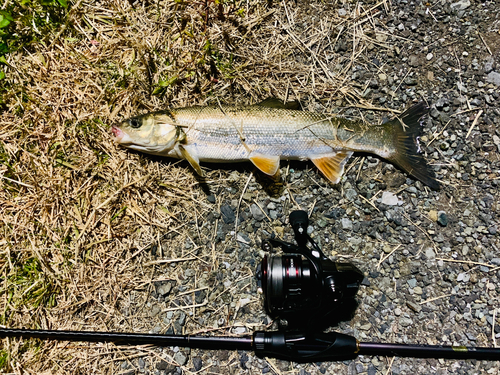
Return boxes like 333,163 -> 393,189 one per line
0,328 -> 253,351
358,342 -> 500,361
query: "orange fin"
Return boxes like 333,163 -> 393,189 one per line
179,144 -> 204,177
310,151 -> 353,184
249,153 -> 280,176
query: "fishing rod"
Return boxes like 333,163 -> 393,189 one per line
2,211 -> 499,362
1,327 -> 500,361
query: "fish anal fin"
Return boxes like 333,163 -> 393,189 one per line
249,153 -> 280,176
310,151 -> 353,184
179,144 -> 204,177
256,97 -> 301,110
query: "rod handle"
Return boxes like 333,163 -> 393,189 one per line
253,331 -> 359,362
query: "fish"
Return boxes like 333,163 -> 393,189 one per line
112,98 -> 439,189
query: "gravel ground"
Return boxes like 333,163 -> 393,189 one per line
1,0 -> 500,374
130,2 -> 500,374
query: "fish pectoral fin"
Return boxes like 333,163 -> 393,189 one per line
179,144 -> 204,177
310,151 -> 353,184
249,153 -> 280,176
256,97 -> 301,110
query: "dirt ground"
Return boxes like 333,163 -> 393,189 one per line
0,0 -> 499,374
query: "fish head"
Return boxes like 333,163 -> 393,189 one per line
112,112 -> 178,155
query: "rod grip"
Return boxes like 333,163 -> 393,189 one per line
253,331 -> 359,362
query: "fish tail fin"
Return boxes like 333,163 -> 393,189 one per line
385,102 -> 439,190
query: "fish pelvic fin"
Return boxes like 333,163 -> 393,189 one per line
385,102 -> 439,190
179,144 -> 205,177
310,151 -> 353,184
249,153 -> 281,176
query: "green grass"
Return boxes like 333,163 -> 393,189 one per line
0,349 -> 8,369
2,256 -> 59,324
1,0 -> 68,54
0,0 -> 69,109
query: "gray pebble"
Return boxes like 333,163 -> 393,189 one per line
434,233 -> 445,243
157,283 -> 172,296
491,258 -> 500,266
177,311 -> 186,326
435,97 -> 448,109
451,0 -> 470,10
192,357 -> 202,371
466,332 -> 476,341
156,360 -> 170,371
484,56 -> 495,73
408,55 -> 420,67
345,188 -> 358,201
173,351 -> 188,366
425,248 -> 435,260
381,191 -> 399,206
399,317 -> 413,327
486,71 -> 500,86
220,205 -> 235,224
341,218 -> 353,230
250,203 -> 266,221
138,358 -> 146,369
407,278 -> 417,288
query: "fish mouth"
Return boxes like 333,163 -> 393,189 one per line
111,126 -> 133,144
111,126 -> 122,139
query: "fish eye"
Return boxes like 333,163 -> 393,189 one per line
129,118 -> 141,129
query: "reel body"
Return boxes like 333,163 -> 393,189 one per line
257,211 -> 364,330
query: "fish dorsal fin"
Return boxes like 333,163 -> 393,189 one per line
249,152 -> 280,176
178,144 -> 204,177
256,97 -> 301,110
310,151 -> 353,184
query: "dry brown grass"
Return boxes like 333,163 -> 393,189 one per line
1,0 -> 415,373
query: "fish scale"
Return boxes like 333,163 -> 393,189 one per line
170,105 -> 362,159
112,99 -> 439,189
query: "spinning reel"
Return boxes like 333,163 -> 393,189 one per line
256,210 -> 364,330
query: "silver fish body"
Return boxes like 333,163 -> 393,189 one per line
112,100 -> 438,189
164,106 -> 387,159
